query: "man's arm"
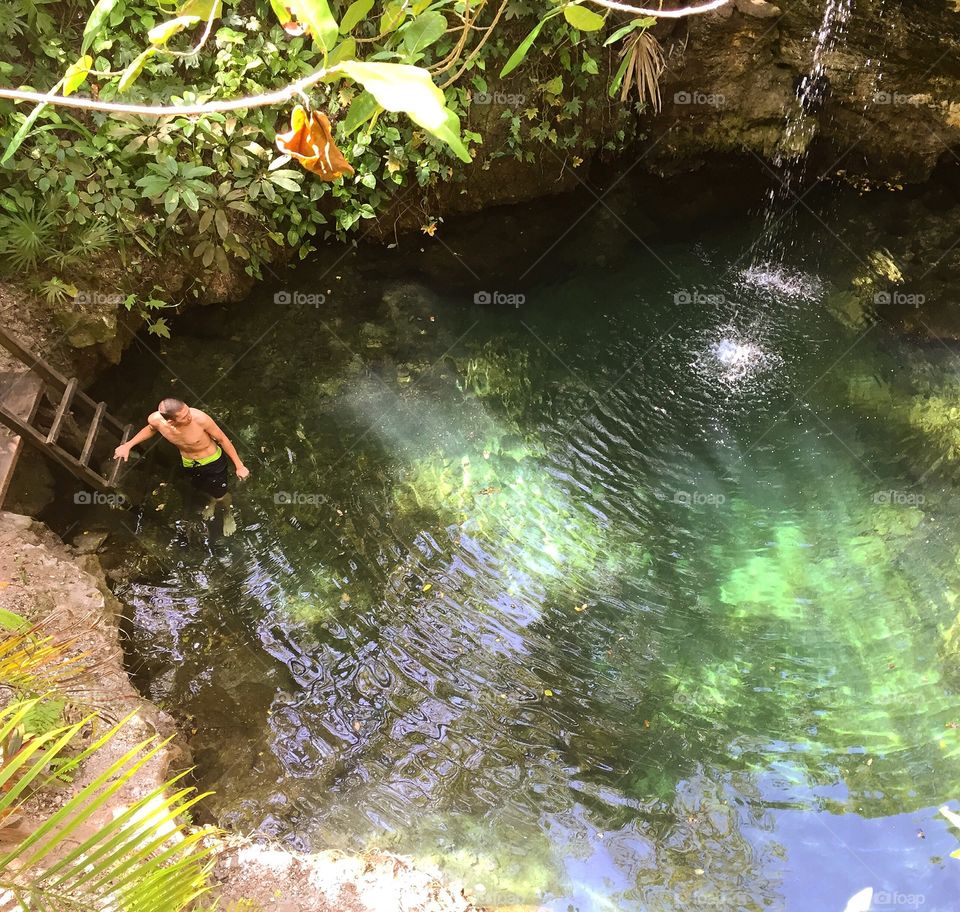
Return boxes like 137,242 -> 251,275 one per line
197,412 -> 250,479
113,418 -> 157,461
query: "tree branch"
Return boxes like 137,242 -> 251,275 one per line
0,68 -> 332,116
585,0 -> 729,15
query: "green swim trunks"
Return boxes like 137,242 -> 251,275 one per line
181,447 -> 228,498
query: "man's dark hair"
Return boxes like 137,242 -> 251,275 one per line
159,398 -> 187,420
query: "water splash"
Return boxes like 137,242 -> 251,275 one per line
740,263 -> 825,304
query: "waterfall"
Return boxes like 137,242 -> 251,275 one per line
751,0 -> 855,266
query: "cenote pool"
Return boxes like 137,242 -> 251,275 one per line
74,196 -> 960,910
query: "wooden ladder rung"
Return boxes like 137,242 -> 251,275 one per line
107,423 -> 133,488
80,401 -> 105,466
46,377 -> 78,445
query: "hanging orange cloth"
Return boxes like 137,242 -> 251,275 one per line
276,105 -> 354,180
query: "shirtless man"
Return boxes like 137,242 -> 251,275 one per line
113,398 -> 250,535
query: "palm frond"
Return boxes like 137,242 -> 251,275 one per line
617,31 -> 665,111
0,612 -> 121,722
0,700 -> 216,911
0,628 -> 89,696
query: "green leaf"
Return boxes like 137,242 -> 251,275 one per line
268,169 -> 303,191
1,80 -> 62,166
608,49 -> 630,97
581,50 -> 598,74
148,15 -> 201,44
339,0 -> 373,33
63,55 -> 93,96
401,11 -> 446,55
563,4 -> 605,31
332,60 -> 470,161
148,318 -> 171,338
342,89 -> 381,135
118,48 -> 157,92
500,15 -> 551,78
379,0 -> 406,35
542,74 -> 563,95
603,16 -> 654,46
182,163 -> 214,178
81,0 -> 121,53
178,0 -> 223,17
288,0 -> 339,51
268,0 -> 288,23
424,107 -> 471,162
0,608 -> 28,631
135,175 -> 169,196
327,36 -> 356,65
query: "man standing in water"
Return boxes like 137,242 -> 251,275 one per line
113,398 -> 250,535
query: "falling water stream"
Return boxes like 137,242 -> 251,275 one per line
755,0 -> 856,264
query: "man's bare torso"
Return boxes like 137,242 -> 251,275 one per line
149,408 -> 219,460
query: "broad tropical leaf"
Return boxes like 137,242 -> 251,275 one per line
563,4 -> 605,31
499,14 -> 556,78
81,0 -> 121,52
63,56 -> 94,96
331,61 -> 470,161
148,15 -> 202,45
287,0 -> 339,51
400,11 -> 446,55
339,0 -> 374,33
119,48 -> 158,92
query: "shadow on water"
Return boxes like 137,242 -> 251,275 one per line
50,184 -> 960,910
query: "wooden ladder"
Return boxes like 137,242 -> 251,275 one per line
0,326 -> 132,498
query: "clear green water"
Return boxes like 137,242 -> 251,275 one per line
84,205 -> 960,910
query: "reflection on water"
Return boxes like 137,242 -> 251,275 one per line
81,219 -> 960,910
